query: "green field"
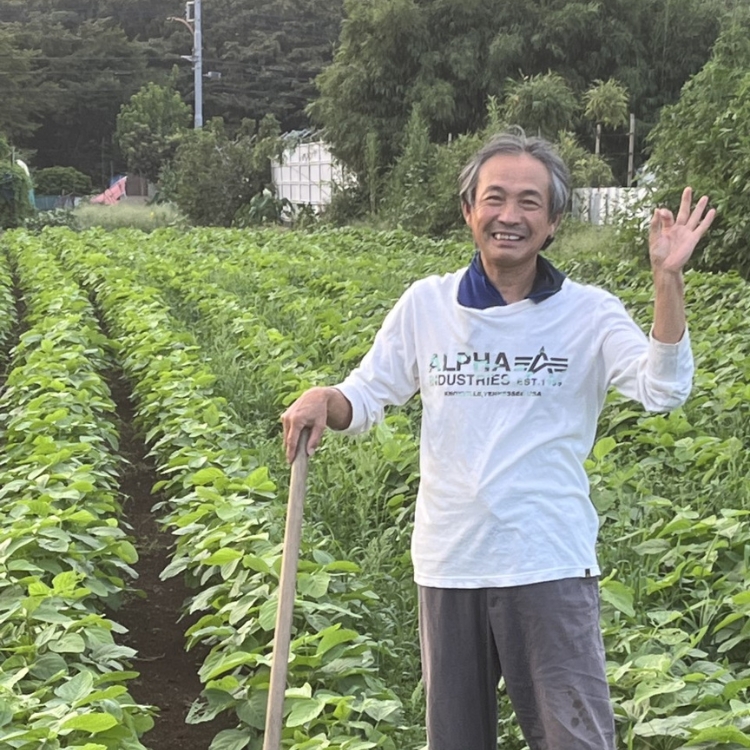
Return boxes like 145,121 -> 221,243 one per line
1,225 -> 749,750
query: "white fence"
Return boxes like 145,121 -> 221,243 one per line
571,187 -> 651,226
271,141 -> 348,211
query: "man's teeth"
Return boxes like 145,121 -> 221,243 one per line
492,232 -> 523,240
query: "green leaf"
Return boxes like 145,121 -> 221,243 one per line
192,468 -> 226,486
204,548 -> 243,566
286,697 -> 326,727
259,597 -> 278,631
687,726 -> 750,747
599,580 -> 635,617
316,625 -> 359,657
61,712 -> 119,734
30,652 -> 68,680
115,541 -> 139,564
298,571 -> 330,599
50,633 -> 86,653
0,699 -> 13,727
359,698 -> 401,723
55,671 -> 95,703
593,437 -> 617,460
208,729 -> 251,750
203,651 -> 258,681
235,690 -> 266,730
632,539 -> 670,556
633,678 -> 686,704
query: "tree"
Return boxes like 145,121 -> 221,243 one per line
311,0 -> 730,182
34,165 -> 92,195
0,28 -> 45,141
115,75 -> 191,183
501,73 -> 578,140
177,0 -> 344,132
0,162 -> 35,229
166,115 -> 282,227
583,79 -> 629,155
555,131 -> 615,188
646,7 -> 750,277
5,15 -> 151,183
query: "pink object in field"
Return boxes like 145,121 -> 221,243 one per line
91,176 -> 127,205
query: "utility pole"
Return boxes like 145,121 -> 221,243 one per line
169,0 -> 204,129
192,0 -> 203,129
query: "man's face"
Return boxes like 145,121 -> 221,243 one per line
462,152 -> 559,272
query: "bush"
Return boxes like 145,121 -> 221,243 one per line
646,8 -> 750,277
0,165 -> 35,229
33,166 -> 92,196
233,189 -> 293,227
23,207 -> 80,232
165,116 -> 282,227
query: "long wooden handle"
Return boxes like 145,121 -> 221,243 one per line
263,429 -> 310,750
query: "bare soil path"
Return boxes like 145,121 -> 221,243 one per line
109,373 -> 235,750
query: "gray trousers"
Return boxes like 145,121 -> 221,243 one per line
418,578 -> 616,750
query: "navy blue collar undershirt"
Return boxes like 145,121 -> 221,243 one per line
457,252 -> 566,310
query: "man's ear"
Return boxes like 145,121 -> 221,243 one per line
461,201 -> 472,224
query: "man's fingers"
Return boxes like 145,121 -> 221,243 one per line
306,423 -> 326,457
649,207 -> 672,240
686,195 -> 711,231
698,207 -> 717,235
675,186 -> 693,225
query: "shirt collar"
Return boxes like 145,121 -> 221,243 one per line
457,252 -> 566,309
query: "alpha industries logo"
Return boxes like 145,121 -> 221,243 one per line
429,347 -> 568,375
428,347 -> 568,394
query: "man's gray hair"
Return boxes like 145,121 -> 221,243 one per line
459,129 -> 571,220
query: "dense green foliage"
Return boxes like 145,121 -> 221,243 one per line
646,7 -> 750,278
33,166 -> 92,196
6,224 -> 741,749
311,0 -> 731,181
164,115 -> 282,227
378,103 -> 614,237
0,236 -> 154,747
0,164 -> 35,229
115,77 -> 191,183
3,219 -> 748,746
0,0 -> 342,182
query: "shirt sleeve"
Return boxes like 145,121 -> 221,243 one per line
333,286 -> 420,435
598,294 -> 693,412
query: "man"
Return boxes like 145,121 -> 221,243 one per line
281,131 -> 715,750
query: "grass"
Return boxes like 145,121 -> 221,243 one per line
74,201 -> 187,232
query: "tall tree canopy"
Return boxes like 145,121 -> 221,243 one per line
0,0 -> 342,183
311,0 -> 733,179
115,75 -> 191,182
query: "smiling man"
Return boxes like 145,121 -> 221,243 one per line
282,130 -> 715,750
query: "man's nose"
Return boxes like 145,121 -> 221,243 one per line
496,200 -> 521,223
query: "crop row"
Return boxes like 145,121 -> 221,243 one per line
0,249 -> 15,370
40,228 -> 408,750
0,235 -> 152,749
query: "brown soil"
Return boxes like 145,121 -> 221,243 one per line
108,374 -> 235,750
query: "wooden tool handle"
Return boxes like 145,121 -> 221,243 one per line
263,428 -> 310,750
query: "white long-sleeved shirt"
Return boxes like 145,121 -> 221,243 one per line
336,268 -> 693,588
